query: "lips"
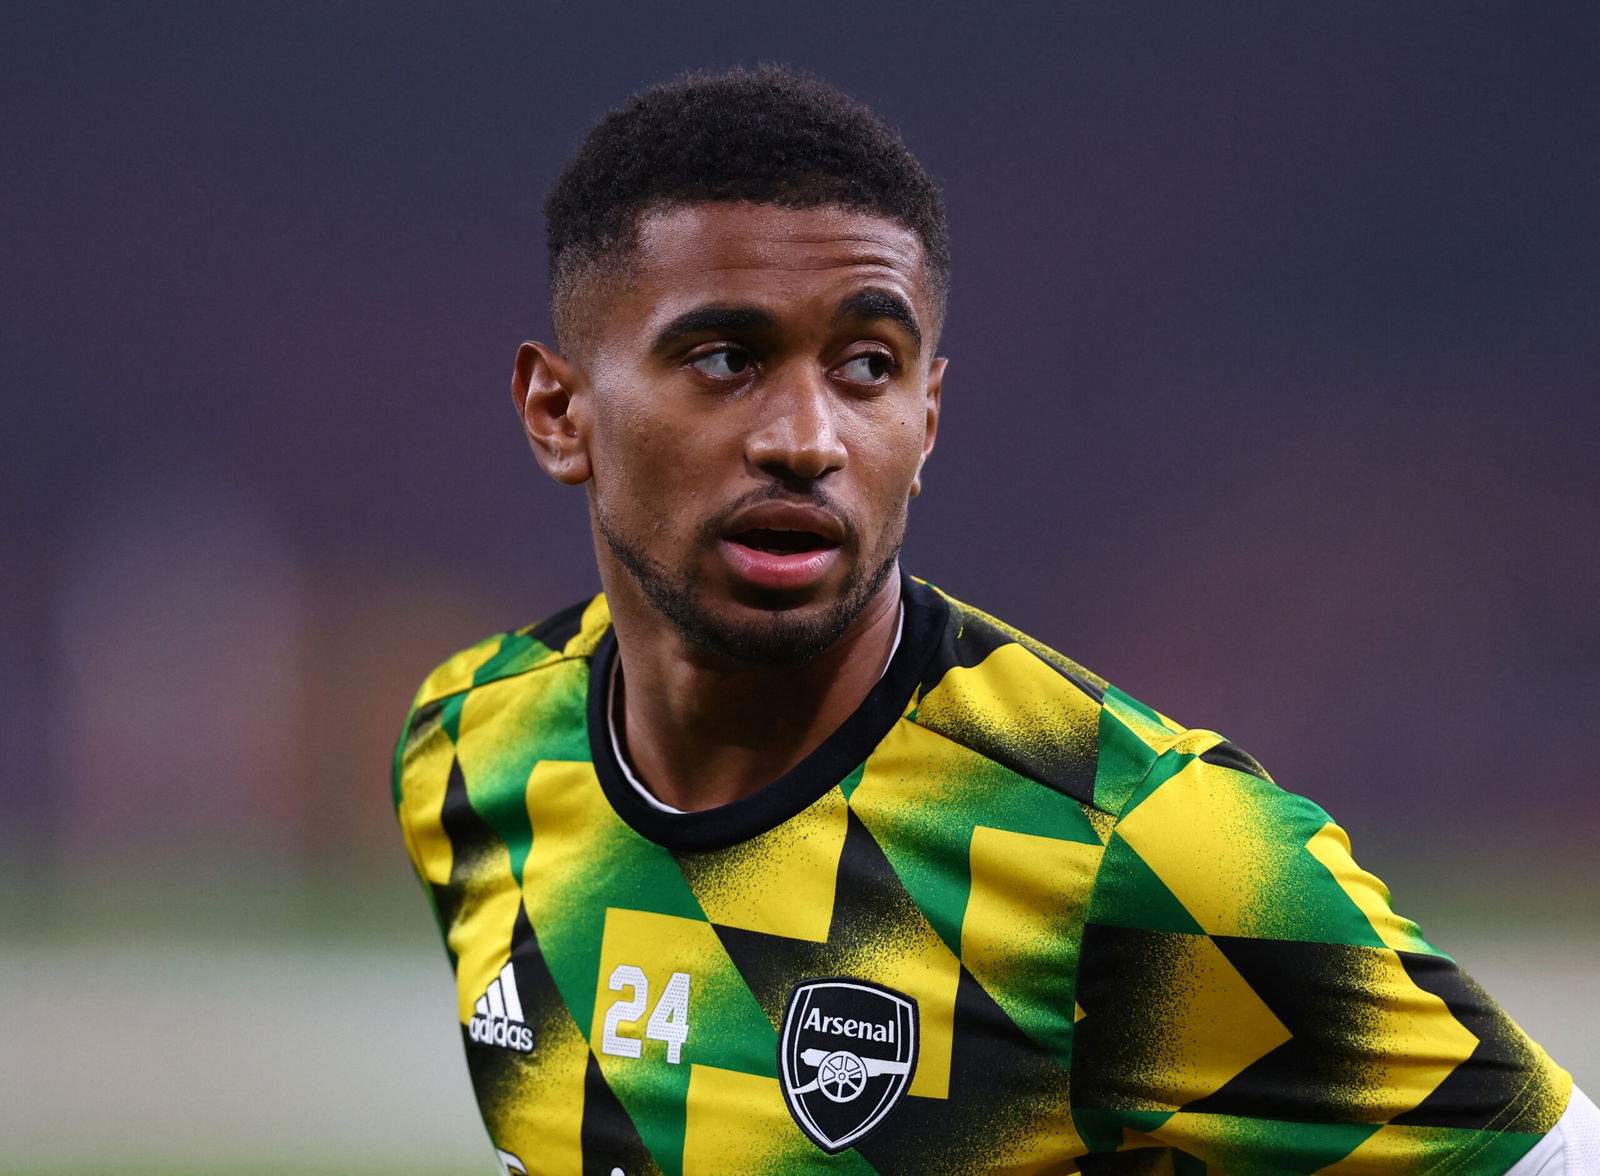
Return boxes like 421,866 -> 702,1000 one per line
717,500 -> 845,592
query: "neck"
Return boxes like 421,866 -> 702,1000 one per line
606,576 -> 903,812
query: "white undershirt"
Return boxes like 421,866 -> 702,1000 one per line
1506,1085 -> 1600,1175
607,601 -> 906,815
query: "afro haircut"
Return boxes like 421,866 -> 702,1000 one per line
544,65 -> 948,349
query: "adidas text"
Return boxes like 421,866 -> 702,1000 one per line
470,1014 -> 533,1052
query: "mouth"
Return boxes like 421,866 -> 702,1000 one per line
725,527 -> 838,556
716,502 -> 848,593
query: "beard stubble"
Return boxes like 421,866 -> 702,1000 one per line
596,486 -> 904,665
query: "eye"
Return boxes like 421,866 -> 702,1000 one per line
836,353 -> 893,384
689,348 -> 753,379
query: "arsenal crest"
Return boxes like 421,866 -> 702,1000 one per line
778,977 -> 919,1154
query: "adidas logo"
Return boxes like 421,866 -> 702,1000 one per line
469,962 -> 534,1052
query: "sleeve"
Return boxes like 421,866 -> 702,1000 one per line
1069,731 -> 1572,1175
391,685 -> 461,934
390,630 -> 511,920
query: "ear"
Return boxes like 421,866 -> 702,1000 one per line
512,341 -> 592,485
909,356 -> 944,498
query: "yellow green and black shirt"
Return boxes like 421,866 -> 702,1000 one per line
393,575 -> 1570,1175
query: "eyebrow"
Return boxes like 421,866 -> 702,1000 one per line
651,306 -> 777,352
836,288 -> 922,353
648,289 -> 923,354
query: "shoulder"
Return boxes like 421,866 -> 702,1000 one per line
406,593 -> 611,710
910,581 -> 1267,818
390,592 -> 611,806
909,582 -> 1374,934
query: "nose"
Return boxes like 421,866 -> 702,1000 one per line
744,371 -> 847,484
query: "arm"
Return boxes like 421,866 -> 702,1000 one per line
1070,728 -> 1572,1173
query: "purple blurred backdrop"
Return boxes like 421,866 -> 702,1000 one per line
3,3 -> 1596,933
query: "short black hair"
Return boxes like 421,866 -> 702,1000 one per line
544,65 -> 948,351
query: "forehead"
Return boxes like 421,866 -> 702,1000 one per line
612,203 -> 933,339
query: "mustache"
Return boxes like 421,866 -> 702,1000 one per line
700,483 -> 857,547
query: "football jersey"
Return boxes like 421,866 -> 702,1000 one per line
392,575 -> 1570,1175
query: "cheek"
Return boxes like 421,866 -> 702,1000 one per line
590,409 -> 721,533
845,439 -> 922,548
858,414 -> 929,495
590,385 -> 665,476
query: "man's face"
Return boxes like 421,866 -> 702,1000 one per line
546,202 -> 943,663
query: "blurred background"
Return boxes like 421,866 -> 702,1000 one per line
2,2 -> 1595,1172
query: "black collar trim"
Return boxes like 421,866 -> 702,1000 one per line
587,574 -> 947,852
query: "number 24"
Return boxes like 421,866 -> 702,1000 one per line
601,965 -> 691,1064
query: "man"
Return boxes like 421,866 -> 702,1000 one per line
394,67 -> 1593,1175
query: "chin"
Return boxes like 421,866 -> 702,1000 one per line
675,597 -> 861,665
